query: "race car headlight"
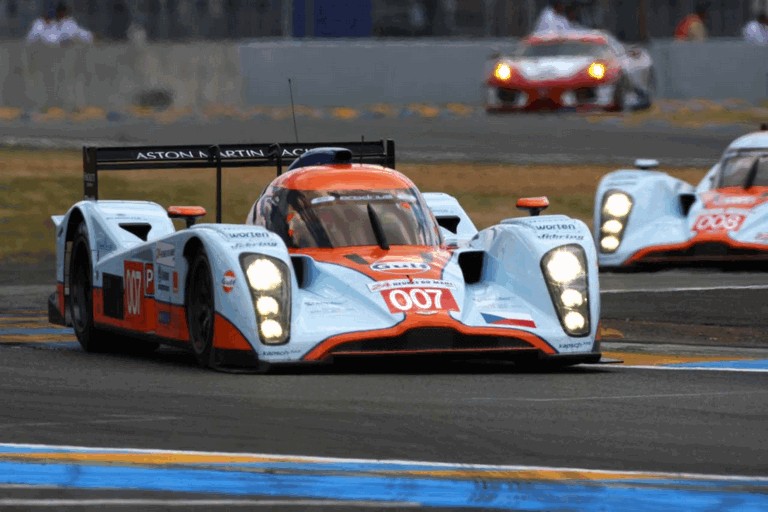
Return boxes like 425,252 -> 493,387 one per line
541,244 -> 590,337
494,62 -> 512,81
246,258 -> 282,291
545,250 -> 583,283
240,254 -> 291,345
599,191 -> 633,254
587,62 -> 606,80
603,193 -> 632,217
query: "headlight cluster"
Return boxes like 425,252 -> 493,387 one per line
541,245 -> 590,337
599,191 -> 633,253
240,254 -> 291,345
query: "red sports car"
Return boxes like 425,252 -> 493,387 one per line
486,30 -> 654,113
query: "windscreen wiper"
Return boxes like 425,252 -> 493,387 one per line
367,203 -> 390,250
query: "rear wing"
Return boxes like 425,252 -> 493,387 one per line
83,140 -> 395,223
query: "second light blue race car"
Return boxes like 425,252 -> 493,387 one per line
594,128 -> 768,268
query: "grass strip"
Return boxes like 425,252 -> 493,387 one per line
0,149 -> 706,262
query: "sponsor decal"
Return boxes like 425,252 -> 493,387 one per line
172,272 -> 179,293
145,263 -> 154,296
158,311 -> 171,325
757,232 -> 768,241
222,270 -> 236,293
381,287 -> 459,315
339,193 -> 393,202
157,267 -> 171,292
704,193 -> 759,208
538,233 -> 585,241
155,241 -> 175,267
481,312 -> 536,329
226,231 -> 270,239
136,148 -> 270,160
535,223 -> 577,231
230,241 -> 279,250
124,261 -> 144,317
370,261 -> 430,275
368,278 -> 456,292
693,213 -> 746,232
304,300 -> 346,315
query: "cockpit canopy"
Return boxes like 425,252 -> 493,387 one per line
254,186 -> 441,249
719,150 -> 768,188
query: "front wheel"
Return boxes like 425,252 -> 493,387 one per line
186,250 -> 215,368
69,222 -> 111,352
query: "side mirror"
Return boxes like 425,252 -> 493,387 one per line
634,159 -> 659,170
516,196 -> 549,217
168,205 -> 207,228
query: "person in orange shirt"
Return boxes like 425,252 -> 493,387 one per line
674,1 -> 710,41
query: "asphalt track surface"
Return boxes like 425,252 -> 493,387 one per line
1,113 -> 767,509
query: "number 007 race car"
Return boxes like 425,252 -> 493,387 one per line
594,128 -> 768,269
49,140 -> 601,371
486,30 -> 654,112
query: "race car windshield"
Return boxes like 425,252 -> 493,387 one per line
518,41 -> 608,58
720,152 -> 768,188
266,187 -> 440,249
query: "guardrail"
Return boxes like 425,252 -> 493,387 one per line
0,39 -> 765,112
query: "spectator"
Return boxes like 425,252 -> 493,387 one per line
674,1 -> 709,41
533,1 -> 570,34
743,10 -> 768,44
54,2 -> 93,45
565,3 -> 584,30
25,5 -> 59,45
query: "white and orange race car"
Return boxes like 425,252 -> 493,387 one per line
48,140 -> 601,371
594,128 -> 768,269
486,30 -> 654,112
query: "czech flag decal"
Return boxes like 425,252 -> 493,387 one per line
482,312 -> 536,328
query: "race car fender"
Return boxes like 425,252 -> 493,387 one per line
422,192 -> 479,246
594,170 -> 695,266
469,215 -> 600,350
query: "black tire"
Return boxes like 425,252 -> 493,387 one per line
609,75 -> 628,112
186,250 -> 215,368
69,222 -> 111,352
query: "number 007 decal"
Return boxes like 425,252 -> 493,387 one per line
381,287 -> 459,314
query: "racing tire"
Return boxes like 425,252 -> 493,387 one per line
608,75 -> 629,112
185,250 -> 215,368
69,222 -> 111,352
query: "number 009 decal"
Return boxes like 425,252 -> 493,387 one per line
381,287 -> 459,314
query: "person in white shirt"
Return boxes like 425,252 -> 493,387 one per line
25,7 -> 59,45
533,1 -> 571,34
54,2 -> 93,45
743,11 -> 768,45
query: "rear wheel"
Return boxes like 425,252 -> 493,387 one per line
186,250 -> 215,367
69,222 -> 110,352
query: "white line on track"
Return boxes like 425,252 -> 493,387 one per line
3,442 -> 768,483
469,390 -> 768,403
602,284 -> 768,294
0,499 -> 416,508
602,364 -> 768,373
0,416 -> 179,429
